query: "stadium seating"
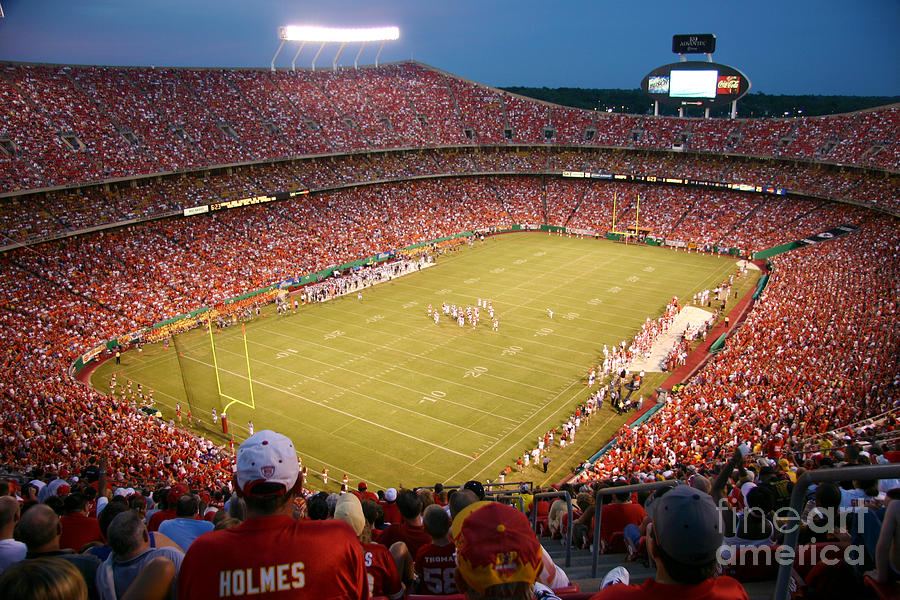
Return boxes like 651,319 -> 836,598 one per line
581,216 -> 900,483
1,61 -> 896,196
0,58 -> 898,599
3,146 -> 897,247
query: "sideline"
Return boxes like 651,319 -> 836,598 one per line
556,260 -> 768,485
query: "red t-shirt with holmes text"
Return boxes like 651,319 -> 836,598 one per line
177,515 -> 368,599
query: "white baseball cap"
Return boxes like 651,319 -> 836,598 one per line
236,431 -> 300,497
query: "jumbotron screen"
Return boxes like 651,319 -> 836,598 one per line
669,70 -> 719,98
642,61 -> 750,108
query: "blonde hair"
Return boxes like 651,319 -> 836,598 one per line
0,557 -> 88,600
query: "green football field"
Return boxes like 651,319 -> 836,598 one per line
92,233 -> 754,491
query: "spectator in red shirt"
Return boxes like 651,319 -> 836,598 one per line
146,484 -> 187,533
415,504 -> 458,595
355,482 -> 379,503
378,489 -> 431,555
379,487 -> 402,525
432,483 -> 448,507
177,430 -> 367,599
58,493 -> 102,554
378,488 -> 432,585
599,483 -> 648,553
334,493 -> 403,600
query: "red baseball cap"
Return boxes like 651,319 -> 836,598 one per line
450,501 -> 542,594
167,483 -> 189,505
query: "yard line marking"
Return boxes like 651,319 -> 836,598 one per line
259,323 -> 553,401
103,378 -> 403,488
171,311 -> 567,398
179,354 -> 474,459
301,306 -> 599,362
445,376 -> 586,483
226,337 -> 520,425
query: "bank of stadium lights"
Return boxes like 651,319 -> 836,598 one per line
271,25 -> 400,72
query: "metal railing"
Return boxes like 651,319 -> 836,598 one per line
529,490 -> 573,567
773,464 -> 900,600
412,481 -> 533,494
483,490 -> 526,514
590,481 -> 680,578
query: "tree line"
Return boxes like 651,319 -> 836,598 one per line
500,87 -> 899,119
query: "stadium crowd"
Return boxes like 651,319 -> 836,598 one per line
1,61 -> 897,195
1,59 -> 899,599
580,216 -> 900,484
0,179 -> 896,495
2,146 -> 898,246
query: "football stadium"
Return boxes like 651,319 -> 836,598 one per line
0,13 -> 898,600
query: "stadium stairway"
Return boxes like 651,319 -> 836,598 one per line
542,538 -> 777,599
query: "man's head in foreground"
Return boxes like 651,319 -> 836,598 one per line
451,501 -> 543,599
234,430 -> 301,516
646,484 -> 724,584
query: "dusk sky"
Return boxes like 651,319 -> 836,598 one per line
0,0 -> 897,96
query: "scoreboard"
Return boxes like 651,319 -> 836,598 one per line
641,61 -> 750,109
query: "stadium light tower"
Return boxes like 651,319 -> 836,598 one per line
271,25 -> 400,72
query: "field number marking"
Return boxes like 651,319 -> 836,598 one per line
464,366 -> 488,378
513,259 -> 527,265
643,266 -> 656,272
323,330 -> 345,340
420,390 -> 446,404
275,348 -> 299,359
501,345 -> 523,356
402,301 -> 419,309
489,267 -> 505,274
626,276 -> 640,283
587,298 -> 603,306
436,289 -> 452,295
463,278 -> 480,284
533,251 -> 546,257
561,312 -> 580,320
365,314 -> 385,324
607,286 -> 622,294
534,327 -> 554,337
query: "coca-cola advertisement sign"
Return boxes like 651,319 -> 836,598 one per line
717,75 -> 740,94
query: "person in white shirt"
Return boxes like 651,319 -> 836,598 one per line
0,497 -> 26,574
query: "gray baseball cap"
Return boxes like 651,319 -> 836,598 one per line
648,485 -> 723,564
